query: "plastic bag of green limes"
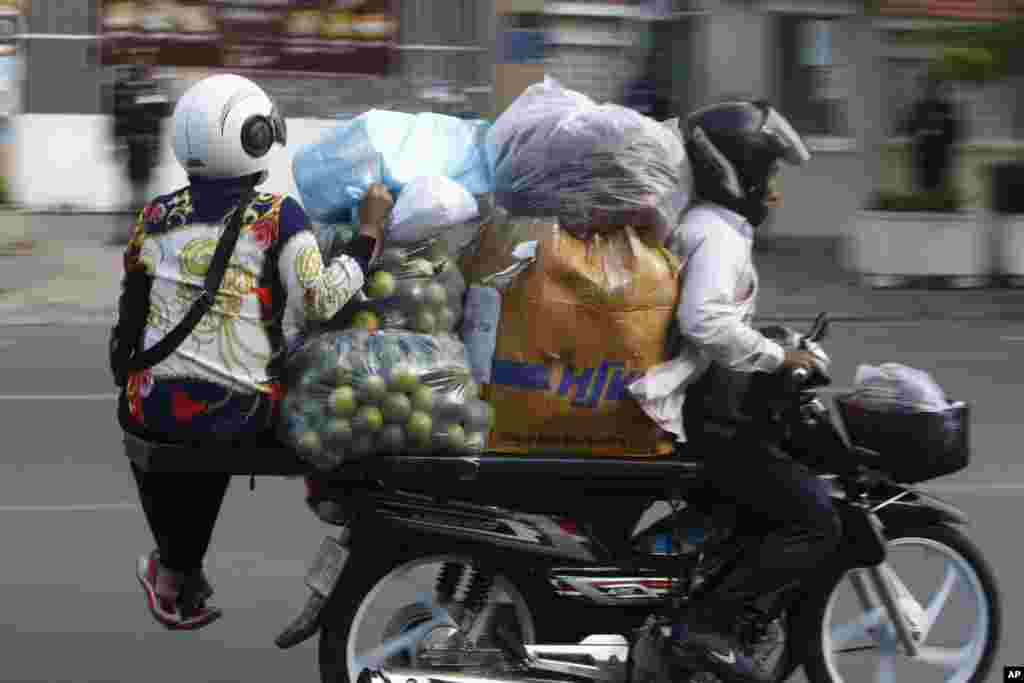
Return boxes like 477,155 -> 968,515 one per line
348,236 -> 467,337
279,329 -> 495,471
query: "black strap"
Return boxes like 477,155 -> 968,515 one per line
119,188 -> 257,375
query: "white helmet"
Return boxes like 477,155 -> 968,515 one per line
171,73 -> 287,180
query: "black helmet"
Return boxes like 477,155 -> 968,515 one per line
683,99 -> 811,226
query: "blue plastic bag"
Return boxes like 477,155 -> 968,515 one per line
293,110 -> 494,222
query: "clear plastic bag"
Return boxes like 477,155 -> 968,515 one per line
293,110 -> 494,223
486,77 -> 691,241
387,175 -> 481,245
311,221 -> 359,261
850,363 -> 952,414
350,237 -> 467,336
280,330 -> 495,469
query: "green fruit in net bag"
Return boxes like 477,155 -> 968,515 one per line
427,239 -> 450,263
437,423 -> 467,452
350,432 -> 377,459
297,430 -> 322,455
329,386 -> 358,417
407,410 -> 433,447
389,368 -> 420,394
395,280 -> 426,307
462,399 -> 495,433
405,258 -> 435,279
436,306 -> 456,332
357,374 -> 389,405
410,384 -> 435,412
352,310 -> 380,332
382,392 -> 413,424
354,405 -> 385,433
465,431 -> 488,453
424,282 -> 448,308
415,309 -> 437,334
377,424 -> 407,455
378,247 -> 406,271
435,393 -> 465,423
366,270 -> 397,300
325,418 -> 353,444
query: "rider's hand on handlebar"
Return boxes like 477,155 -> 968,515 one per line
782,350 -> 820,373
358,183 -> 393,241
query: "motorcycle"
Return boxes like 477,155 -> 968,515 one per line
125,312 -> 1002,683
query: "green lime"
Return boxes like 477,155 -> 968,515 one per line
438,423 -> 467,452
366,270 -> 397,299
406,411 -> 433,446
358,374 -> 389,404
382,392 -> 413,423
354,405 -> 385,433
415,309 -> 437,334
297,430 -> 322,455
410,384 -> 435,412
424,282 -> 448,307
329,386 -> 358,417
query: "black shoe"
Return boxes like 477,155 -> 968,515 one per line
669,618 -> 775,683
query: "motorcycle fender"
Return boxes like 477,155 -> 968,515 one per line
876,495 -> 969,530
835,504 -> 888,569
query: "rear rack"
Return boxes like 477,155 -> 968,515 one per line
122,432 -> 702,487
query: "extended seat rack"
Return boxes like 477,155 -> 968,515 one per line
122,432 -> 703,489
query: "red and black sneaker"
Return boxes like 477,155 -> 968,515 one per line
136,551 -> 222,631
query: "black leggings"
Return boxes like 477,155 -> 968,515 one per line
130,463 -> 231,574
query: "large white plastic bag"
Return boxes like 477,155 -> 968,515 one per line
293,110 -> 493,223
485,77 -> 691,240
387,176 -> 480,244
851,363 -> 951,413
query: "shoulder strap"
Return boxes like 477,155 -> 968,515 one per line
121,188 -> 257,374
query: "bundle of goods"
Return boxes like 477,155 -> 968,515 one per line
293,109 -> 494,224
280,330 -> 495,470
460,212 -> 684,457
485,77 -> 692,243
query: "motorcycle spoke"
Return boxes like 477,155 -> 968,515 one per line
353,617 -> 450,673
921,563 -> 959,641
914,644 -> 972,670
875,650 -> 898,683
830,606 -> 886,649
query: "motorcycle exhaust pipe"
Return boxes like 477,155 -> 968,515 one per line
360,667 -> 574,683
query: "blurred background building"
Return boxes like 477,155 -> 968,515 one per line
6,0 -> 1024,242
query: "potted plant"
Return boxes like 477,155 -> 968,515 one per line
848,186 -> 989,288
895,19 -> 1024,284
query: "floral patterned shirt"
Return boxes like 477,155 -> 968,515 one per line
117,177 -> 366,441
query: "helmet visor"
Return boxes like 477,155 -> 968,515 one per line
761,106 -> 811,166
269,100 -> 287,147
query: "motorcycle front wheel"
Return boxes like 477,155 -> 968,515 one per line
800,523 -> 1002,683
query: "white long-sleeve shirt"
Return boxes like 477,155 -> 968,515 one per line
670,203 -> 785,373
628,202 -> 784,441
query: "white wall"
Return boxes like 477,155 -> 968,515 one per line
13,114 -> 345,212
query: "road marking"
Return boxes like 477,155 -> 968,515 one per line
1000,336 -> 1024,342
0,340 -> 15,348
0,503 -> 137,513
0,395 -> 117,401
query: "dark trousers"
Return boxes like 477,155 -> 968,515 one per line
682,371 -> 841,609
130,463 -> 231,573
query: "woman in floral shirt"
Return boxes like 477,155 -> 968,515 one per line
111,74 -> 390,630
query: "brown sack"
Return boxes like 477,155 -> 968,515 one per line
470,218 -> 682,457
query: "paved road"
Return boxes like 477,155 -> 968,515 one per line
0,320 -> 1021,683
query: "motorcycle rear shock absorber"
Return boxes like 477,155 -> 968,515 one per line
464,565 -> 496,614
435,562 -> 466,605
